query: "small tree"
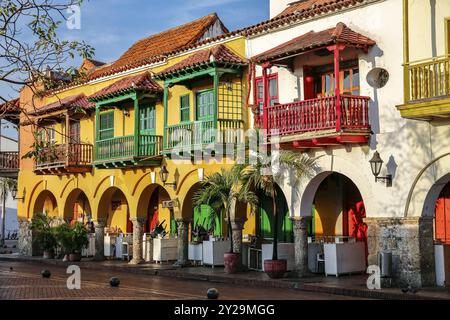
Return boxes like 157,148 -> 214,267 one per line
29,212 -> 57,254
193,167 -> 258,254
239,150 -> 316,261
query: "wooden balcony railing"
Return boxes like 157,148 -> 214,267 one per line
35,143 -> 93,171
406,55 -> 450,102
96,134 -> 162,161
266,95 -> 370,137
165,120 -> 244,150
0,152 -> 19,171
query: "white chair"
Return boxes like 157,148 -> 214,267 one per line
122,234 -> 133,261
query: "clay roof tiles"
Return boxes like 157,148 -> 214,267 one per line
253,22 -> 376,63
88,72 -> 162,102
29,94 -> 95,116
88,13 -> 226,81
156,44 -> 247,78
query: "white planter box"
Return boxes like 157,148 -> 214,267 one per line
153,238 -> 178,263
188,243 -> 203,262
104,235 -> 117,257
261,243 -> 295,271
324,242 -> 366,277
202,240 -> 230,267
82,234 -> 96,257
435,244 -> 450,287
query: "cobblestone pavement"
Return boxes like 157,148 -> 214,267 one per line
0,261 -> 365,300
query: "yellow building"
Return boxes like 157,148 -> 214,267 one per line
15,13 -> 254,265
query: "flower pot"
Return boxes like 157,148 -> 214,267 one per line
224,252 -> 241,274
264,259 -> 287,279
69,253 -> 82,262
43,250 -> 55,259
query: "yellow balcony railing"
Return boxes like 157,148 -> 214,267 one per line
406,55 -> 450,102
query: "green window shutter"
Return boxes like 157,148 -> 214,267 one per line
139,105 -> 156,132
99,112 -> 114,140
180,95 -> 190,122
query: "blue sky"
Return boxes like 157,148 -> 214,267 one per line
0,0 -> 269,137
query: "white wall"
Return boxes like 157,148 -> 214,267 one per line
247,0 -> 450,219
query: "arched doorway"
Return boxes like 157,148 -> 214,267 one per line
136,184 -> 172,234
256,184 -> 293,243
311,173 -> 368,263
33,190 -> 59,217
97,187 -> 131,234
435,181 -> 450,244
182,183 -> 226,239
63,189 -> 92,225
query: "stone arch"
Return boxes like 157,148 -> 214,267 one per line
406,154 -> 450,218
63,188 -> 92,223
135,183 -> 172,233
292,155 -> 375,218
33,190 -> 59,218
96,186 -> 131,233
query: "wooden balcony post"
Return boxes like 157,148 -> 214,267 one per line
327,45 -> 345,132
163,83 -> 169,150
133,96 -> 140,157
65,111 -> 70,166
262,62 -> 271,132
95,105 -> 100,160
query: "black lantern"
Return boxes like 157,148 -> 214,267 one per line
11,186 -> 18,199
369,151 -> 383,177
369,151 -> 392,187
159,165 -> 176,190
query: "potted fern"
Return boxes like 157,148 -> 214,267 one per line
56,222 -> 89,262
29,212 -> 57,259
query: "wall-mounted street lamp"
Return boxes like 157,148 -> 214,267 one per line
159,165 -> 177,191
12,186 -> 25,201
369,151 -> 392,187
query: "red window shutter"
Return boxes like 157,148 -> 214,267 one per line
435,197 -> 446,243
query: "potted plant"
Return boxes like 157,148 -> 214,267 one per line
56,222 -> 89,262
29,212 -> 57,259
239,150 -> 316,279
194,168 -> 257,274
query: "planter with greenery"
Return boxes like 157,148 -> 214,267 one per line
29,212 -> 57,259
194,167 -> 257,274
56,222 -> 89,262
239,150 -> 316,279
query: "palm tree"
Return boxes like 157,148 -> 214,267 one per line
239,150 -> 316,261
193,167 -> 258,254
0,178 -> 17,245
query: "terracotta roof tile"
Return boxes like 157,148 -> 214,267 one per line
29,94 -> 94,116
253,22 -> 376,63
0,98 -> 20,114
156,45 -> 246,78
89,72 -> 162,101
89,13 -> 226,81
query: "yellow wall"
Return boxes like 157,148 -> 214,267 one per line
18,37 -> 253,239
313,177 -> 344,237
408,0 -> 450,61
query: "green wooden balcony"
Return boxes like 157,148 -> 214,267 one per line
94,134 -> 163,168
165,119 -> 244,154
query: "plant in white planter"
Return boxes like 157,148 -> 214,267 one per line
238,150 -> 316,279
194,167 -> 257,274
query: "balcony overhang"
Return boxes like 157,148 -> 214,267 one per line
396,96 -> 450,121
252,22 -> 376,66
93,155 -> 163,169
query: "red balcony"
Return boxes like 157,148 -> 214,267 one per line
265,95 -> 371,148
34,143 -> 93,175
0,152 -> 19,177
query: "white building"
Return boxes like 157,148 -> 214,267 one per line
244,0 -> 450,287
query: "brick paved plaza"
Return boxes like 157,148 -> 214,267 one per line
0,261 -> 362,300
